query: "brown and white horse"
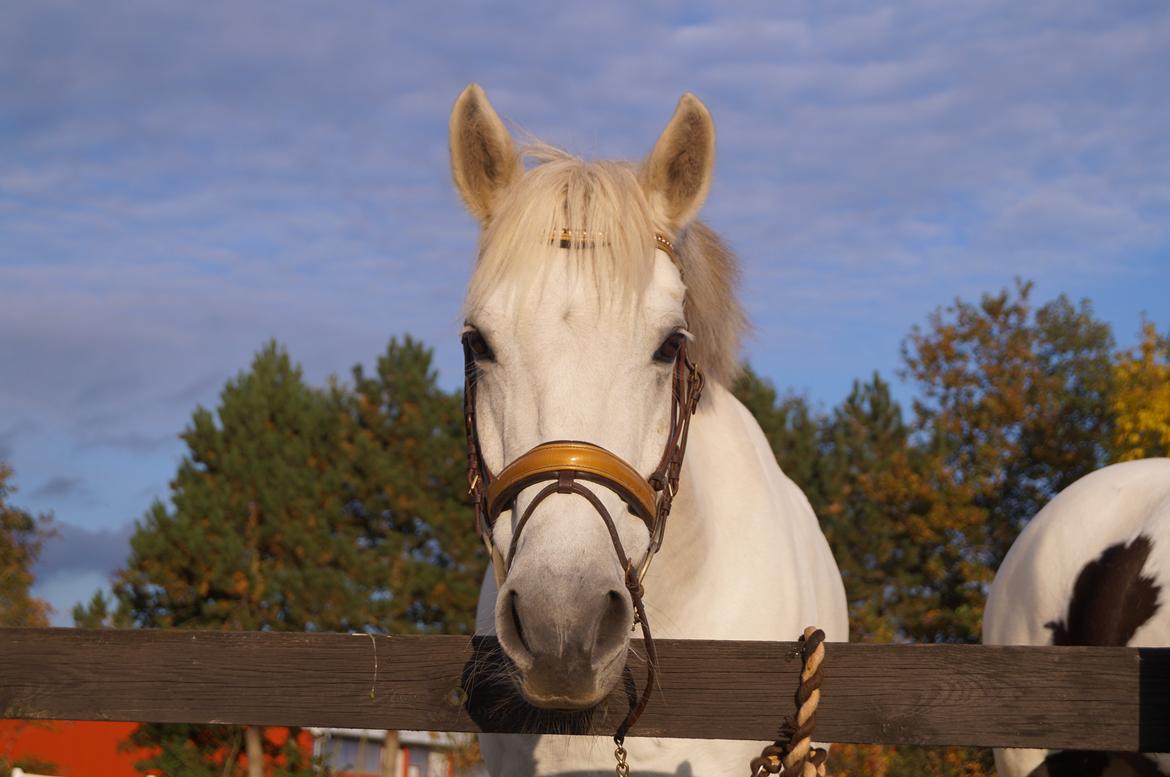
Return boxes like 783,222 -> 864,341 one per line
984,458 -> 1170,777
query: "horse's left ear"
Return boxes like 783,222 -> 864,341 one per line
640,93 -> 716,231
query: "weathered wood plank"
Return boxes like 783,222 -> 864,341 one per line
0,628 -> 1166,751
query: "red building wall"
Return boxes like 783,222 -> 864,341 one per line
0,721 -> 150,776
0,721 -> 315,776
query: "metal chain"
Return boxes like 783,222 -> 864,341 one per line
614,736 -> 631,777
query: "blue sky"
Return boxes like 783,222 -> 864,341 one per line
2,0 -> 1167,625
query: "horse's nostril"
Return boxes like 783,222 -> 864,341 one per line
507,590 -> 532,654
593,590 -> 632,665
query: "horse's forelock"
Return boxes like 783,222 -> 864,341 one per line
464,144 -> 745,387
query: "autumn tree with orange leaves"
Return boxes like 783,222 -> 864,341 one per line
826,283 -> 1113,777
819,375 -> 988,644
0,464 -> 60,777
0,463 -> 53,629
1111,321 -> 1170,461
902,279 -> 1115,572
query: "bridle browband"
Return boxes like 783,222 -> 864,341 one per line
552,228 -> 677,261
461,230 -> 703,738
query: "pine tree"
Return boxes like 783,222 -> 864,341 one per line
78,337 -> 487,775
92,341 -> 362,777
817,374 -> 910,642
71,590 -> 130,629
113,341 -> 369,633
336,335 -> 485,634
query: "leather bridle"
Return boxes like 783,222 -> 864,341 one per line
461,231 -> 704,737
463,337 -> 703,587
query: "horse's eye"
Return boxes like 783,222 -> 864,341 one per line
464,329 -> 494,361
654,332 -> 686,364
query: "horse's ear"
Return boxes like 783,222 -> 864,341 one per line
640,93 -> 716,231
449,84 -> 522,223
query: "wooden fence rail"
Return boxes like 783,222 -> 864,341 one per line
0,628 -> 1167,752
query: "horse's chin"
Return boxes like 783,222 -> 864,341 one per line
513,647 -> 627,711
518,687 -> 606,711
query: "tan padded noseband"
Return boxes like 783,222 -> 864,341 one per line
488,442 -> 657,526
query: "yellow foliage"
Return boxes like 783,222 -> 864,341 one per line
1112,322 -> 1170,461
829,743 -> 994,777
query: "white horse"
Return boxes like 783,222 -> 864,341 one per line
984,457 -> 1170,777
447,84 -> 848,777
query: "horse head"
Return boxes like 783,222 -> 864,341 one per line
449,83 -> 732,709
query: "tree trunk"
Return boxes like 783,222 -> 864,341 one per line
381,730 -> 400,777
357,732 -> 368,776
245,725 -> 264,777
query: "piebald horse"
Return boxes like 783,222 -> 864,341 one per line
448,84 -> 848,777
984,457 -> 1170,777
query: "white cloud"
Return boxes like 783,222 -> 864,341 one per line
32,568 -> 113,628
0,0 -> 1167,590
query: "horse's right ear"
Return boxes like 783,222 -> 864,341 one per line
449,84 -> 521,223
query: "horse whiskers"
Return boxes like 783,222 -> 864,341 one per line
480,659 -> 524,690
639,599 -> 684,636
466,641 -> 627,737
624,641 -> 668,702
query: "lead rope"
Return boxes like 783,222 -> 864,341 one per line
748,627 -> 829,777
613,625 -> 828,777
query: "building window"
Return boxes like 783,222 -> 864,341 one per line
403,746 -> 453,777
317,733 -> 384,775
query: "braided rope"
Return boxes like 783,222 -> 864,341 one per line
748,627 -> 828,777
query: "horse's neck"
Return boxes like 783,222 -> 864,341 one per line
644,381 -> 830,639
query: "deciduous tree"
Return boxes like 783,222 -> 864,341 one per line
1112,321 -> 1170,461
0,463 -> 59,777
0,464 -> 53,628
902,279 -> 1114,573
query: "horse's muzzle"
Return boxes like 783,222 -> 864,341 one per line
496,580 -> 633,709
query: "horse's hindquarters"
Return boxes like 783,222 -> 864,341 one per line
984,459 -> 1170,777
